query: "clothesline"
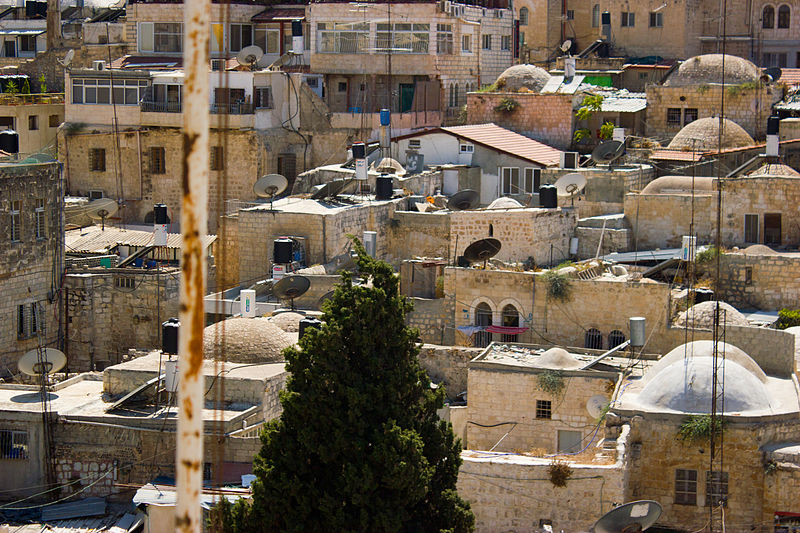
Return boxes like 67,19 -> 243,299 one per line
456,325 -> 529,336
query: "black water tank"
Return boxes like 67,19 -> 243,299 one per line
299,317 -> 322,339
162,317 -> 180,355
154,204 -> 169,224
0,130 -> 19,154
457,256 -> 470,268
376,175 -> 393,200
694,288 -> 714,304
351,142 -> 366,159
767,115 -> 780,135
273,238 -> 293,264
539,185 -> 557,208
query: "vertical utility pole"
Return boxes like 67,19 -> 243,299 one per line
176,0 -> 209,531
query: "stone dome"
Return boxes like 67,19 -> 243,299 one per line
495,64 -> 551,93
664,54 -> 760,87
203,317 -> 293,363
674,301 -> 750,329
667,118 -> 754,151
741,244 -> 777,256
487,197 -> 523,209
747,162 -> 800,178
373,157 -> 405,176
640,175 -> 714,194
268,311 -> 305,333
537,347 -> 583,370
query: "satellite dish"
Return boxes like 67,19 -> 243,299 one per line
554,173 -> 587,198
591,140 -> 626,165
446,189 -> 480,211
763,66 -> 782,83
236,45 -> 264,69
560,39 -> 573,53
254,174 -> 288,199
586,395 -> 609,418
58,49 -> 74,67
593,501 -> 662,533
273,275 -> 311,310
86,198 -> 118,229
462,238 -> 502,267
18,348 -> 67,376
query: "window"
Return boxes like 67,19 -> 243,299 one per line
46,114 -> 59,128
566,9 -> 574,20
337,82 -> 347,93
501,167 -> 520,195
0,116 -> 13,130
608,330 -> 626,347
778,4 -> 790,28
592,4 -> 600,27
524,168 -> 541,193
254,87 -> 273,109
34,198 -> 45,239
17,302 -> 39,338
667,108 -> 682,125
501,304 -> 519,342
408,139 -> 421,149
89,148 -> 106,172
72,78 -> 149,105
277,153 -> 297,182
473,302 -> 492,348
230,23 -> 253,53
19,35 -> 35,53
377,23 -> 429,54
0,429 -> 28,459
764,212 -> 782,245
88,190 -> 104,201
482,34 -> 492,50
536,399 -> 552,419
255,27 -> 280,54
28,115 -> 38,130
115,276 -> 135,289
745,267 -> 753,285
683,108 -> 698,125
501,35 -> 511,51
462,34 -> 471,52
459,143 -> 474,154
621,12 -> 635,27
763,5 -> 775,28
557,430 -> 582,453
744,214 -> 759,243
519,7 -> 529,25
139,22 -> 183,53
675,469 -> 698,505
705,471 -> 728,507
488,223 -> 493,237
763,52 -> 788,67
649,12 -> 663,27
210,146 -> 224,171
585,328 -> 603,349
150,147 -> 166,174
437,24 -> 453,55
317,22 -> 369,54
10,199 -> 21,241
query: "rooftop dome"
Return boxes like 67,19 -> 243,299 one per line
203,317 -> 293,363
495,64 -> 551,93
741,244 -> 777,256
373,157 -> 405,176
747,162 -> 800,179
269,311 -> 305,333
487,197 -> 523,209
667,117 -> 754,151
640,175 -> 714,194
537,347 -> 583,370
674,301 -> 750,329
664,54 -> 761,87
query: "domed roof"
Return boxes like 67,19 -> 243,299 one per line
664,54 -> 760,87
537,347 -> 583,370
741,244 -> 777,256
667,118 -> 754,151
269,311 -> 305,333
747,162 -> 800,179
640,175 -> 714,194
496,64 -> 551,93
203,317 -> 293,363
373,157 -> 405,176
674,301 -> 750,329
487,197 -> 523,209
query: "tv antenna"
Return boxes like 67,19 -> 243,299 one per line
591,140 -> 626,166
18,347 -> 67,377
57,49 -> 74,68
554,172 -> 587,206
86,197 -> 119,230
236,45 -> 264,71
446,189 -> 480,211
253,173 -> 288,210
592,500 -> 662,533
462,238 -> 502,268
272,274 -> 311,310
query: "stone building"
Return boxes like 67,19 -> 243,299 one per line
0,91 -> 64,155
0,160 -> 63,378
717,247 -> 800,310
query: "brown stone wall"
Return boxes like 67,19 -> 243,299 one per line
417,344 -> 480,401
406,298 -> 449,346
718,253 -> 800,311
385,211 -> 451,265
623,192 -> 716,249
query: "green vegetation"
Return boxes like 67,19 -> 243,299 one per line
542,269 -> 572,302
493,96 -> 519,114
677,414 -> 724,444
573,94 -> 614,143
537,370 -> 566,397
695,246 -> 720,265
727,81 -> 759,97
4,80 -> 18,94
776,308 -> 800,330
476,82 -> 499,93
38,74 -> 47,94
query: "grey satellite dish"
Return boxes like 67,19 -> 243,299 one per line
593,501 -> 662,533
236,45 -> 264,70
763,67 -> 782,83
254,174 -> 288,209
18,348 -> 67,376
586,395 -> 609,418
86,198 -> 119,229
446,189 -> 480,211
58,49 -> 74,67
554,172 -> 587,198
591,140 -> 626,165
463,238 -> 502,268
273,275 -> 311,310
560,39 -> 573,53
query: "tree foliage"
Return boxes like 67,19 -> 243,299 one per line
225,239 -> 474,532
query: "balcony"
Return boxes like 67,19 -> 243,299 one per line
210,102 -> 254,115
140,100 -> 182,113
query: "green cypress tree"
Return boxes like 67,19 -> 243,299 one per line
228,240 -> 473,532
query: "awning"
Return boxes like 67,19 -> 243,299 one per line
0,29 -> 45,35
486,325 -> 529,335
251,8 -> 305,23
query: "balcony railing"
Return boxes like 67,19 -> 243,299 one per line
210,102 -> 254,115
141,100 -> 182,113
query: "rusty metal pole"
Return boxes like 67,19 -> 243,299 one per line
176,0 -> 209,531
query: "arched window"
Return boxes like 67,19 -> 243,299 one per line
608,330 -> 626,348
474,302 -> 493,347
592,4 -> 601,27
501,304 -> 520,342
519,7 -> 529,25
488,223 -> 494,237
778,4 -> 790,28
585,328 -> 603,350
448,83 -> 456,108
763,5 -> 775,28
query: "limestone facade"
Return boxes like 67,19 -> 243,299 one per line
717,252 -> 800,310
0,96 -> 64,155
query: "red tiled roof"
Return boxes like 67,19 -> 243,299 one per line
251,7 -> 305,22
649,149 -> 708,162
779,68 -> 800,86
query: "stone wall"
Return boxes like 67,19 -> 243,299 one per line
623,191 -> 717,250
385,211 -> 451,265
718,253 -> 800,311
407,298 -> 450,346
417,344 -> 480,401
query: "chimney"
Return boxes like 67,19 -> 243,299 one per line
46,0 -> 61,50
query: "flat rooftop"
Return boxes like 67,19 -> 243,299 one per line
107,351 -> 286,381
243,195 -> 398,216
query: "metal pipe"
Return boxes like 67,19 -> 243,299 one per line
176,0 -> 210,531
580,340 -> 631,370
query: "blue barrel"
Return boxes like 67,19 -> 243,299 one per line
380,108 -> 391,126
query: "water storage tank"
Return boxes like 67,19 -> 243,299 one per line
694,288 -> 714,304
273,238 -> 293,264
0,130 -> 19,154
299,317 -> 322,339
629,316 -> 646,347
539,185 -> 557,208
164,359 -> 179,393
162,317 -> 180,355
376,175 -> 393,200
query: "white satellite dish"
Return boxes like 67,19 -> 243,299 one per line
236,45 -> 264,70
586,395 -> 609,418
86,197 -> 118,229
18,348 -> 67,376
253,174 -> 288,199
560,39 -> 572,53
58,49 -> 74,67
554,172 -> 587,198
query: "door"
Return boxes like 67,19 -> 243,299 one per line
558,430 -> 582,453
474,302 -> 493,348
399,83 -> 415,113
764,213 -> 781,245
4,40 -> 15,58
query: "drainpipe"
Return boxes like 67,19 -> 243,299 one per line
176,0 -> 209,531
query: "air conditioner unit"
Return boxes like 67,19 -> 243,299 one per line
211,59 -> 225,72
561,152 -> 578,169
92,60 -> 106,71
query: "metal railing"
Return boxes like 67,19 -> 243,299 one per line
141,100 -> 182,113
141,101 -> 255,114
210,102 -> 254,115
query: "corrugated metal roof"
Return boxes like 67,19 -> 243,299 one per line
66,226 -> 216,254
441,123 -> 564,167
133,483 -> 248,509
540,74 -> 586,94
599,96 -> 646,113
0,29 -> 44,35
601,248 -> 682,262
